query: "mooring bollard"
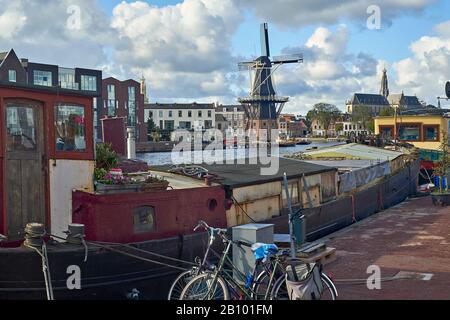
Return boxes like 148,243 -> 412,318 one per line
24,223 -> 46,247
65,223 -> 86,244
232,223 -> 274,282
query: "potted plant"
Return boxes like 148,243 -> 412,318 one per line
140,175 -> 170,191
432,131 -> 450,206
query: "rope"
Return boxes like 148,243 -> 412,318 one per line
64,233 -> 89,263
50,234 -> 197,269
87,242 -> 189,272
23,243 -> 54,300
168,164 -> 209,177
231,195 -> 257,223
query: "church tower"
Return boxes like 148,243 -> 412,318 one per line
380,67 -> 389,98
140,74 -> 149,103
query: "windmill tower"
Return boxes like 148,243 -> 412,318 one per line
238,23 -> 303,141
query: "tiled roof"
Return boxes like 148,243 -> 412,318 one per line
387,94 -> 421,106
403,96 -> 421,106
352,93 -> 389,105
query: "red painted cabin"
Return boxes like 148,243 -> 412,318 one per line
0,83 -> 94,242
72,185 -> 227,243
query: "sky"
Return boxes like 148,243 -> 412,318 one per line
0,0 -> 449,115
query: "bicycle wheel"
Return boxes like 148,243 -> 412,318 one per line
180,273 -> 230,300
168,268 -> 199,300
252,267 -> 285,300
271,272 -> 338,300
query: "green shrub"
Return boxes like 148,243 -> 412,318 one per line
95,143 -> 118,171
94,168 -> 108,181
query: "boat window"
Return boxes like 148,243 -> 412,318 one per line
6,104 -> 37,152
133,206 -> 156,233
55,104 -> 86,151
208,198 -> 218,211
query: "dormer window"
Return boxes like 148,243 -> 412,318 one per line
8,70 -> 16,83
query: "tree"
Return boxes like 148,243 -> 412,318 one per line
379,107 -> 395,117
306,103 -> 341,137
434,130 -> 450,193
335,123 -> 344,135
147,117 -> 161,142
147,117 -> 157,133
352,105 -> 374,133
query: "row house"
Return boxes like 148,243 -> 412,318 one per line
144,103 -> 215,137
279,114 -> 308,138
214,104 -> 247,135
311,114 -> 368,137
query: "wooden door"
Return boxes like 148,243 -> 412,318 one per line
4,101 -> 45,239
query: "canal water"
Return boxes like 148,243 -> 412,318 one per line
137,141 -> 345,166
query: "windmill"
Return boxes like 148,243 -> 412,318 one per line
238,23 -> 303,141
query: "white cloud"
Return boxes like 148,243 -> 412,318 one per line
393,21 -> 450,103
0,0 -> 445,111
236,0 -> 437,28
269,25 -> 382,114
0,2 -> 27,40
0,0 -> 113,68
110,0 -> 243,99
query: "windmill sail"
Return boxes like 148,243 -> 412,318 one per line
446,81 -> 450,99
272,54 -> 303,64
261,23 -> 270,57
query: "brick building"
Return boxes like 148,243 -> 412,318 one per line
100,77 -> 147,143
0,48 -> 102,140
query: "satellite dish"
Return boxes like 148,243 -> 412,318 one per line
446,81 -> 450,99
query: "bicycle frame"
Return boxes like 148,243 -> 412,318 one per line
203,238 -> 283,300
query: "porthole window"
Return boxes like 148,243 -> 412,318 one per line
207,199 -> 218,211
133,206 -> 156,233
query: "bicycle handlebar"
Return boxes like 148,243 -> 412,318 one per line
194,220 -> 227,236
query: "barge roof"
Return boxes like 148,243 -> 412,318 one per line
303,143 -> 403,161
303,159 -> 388,170
152,157 -> 335,189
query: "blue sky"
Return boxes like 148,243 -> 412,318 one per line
98,0 -> 450,64
1,0 -> 449,113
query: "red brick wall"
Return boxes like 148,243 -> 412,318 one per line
100,78 -> 147,143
